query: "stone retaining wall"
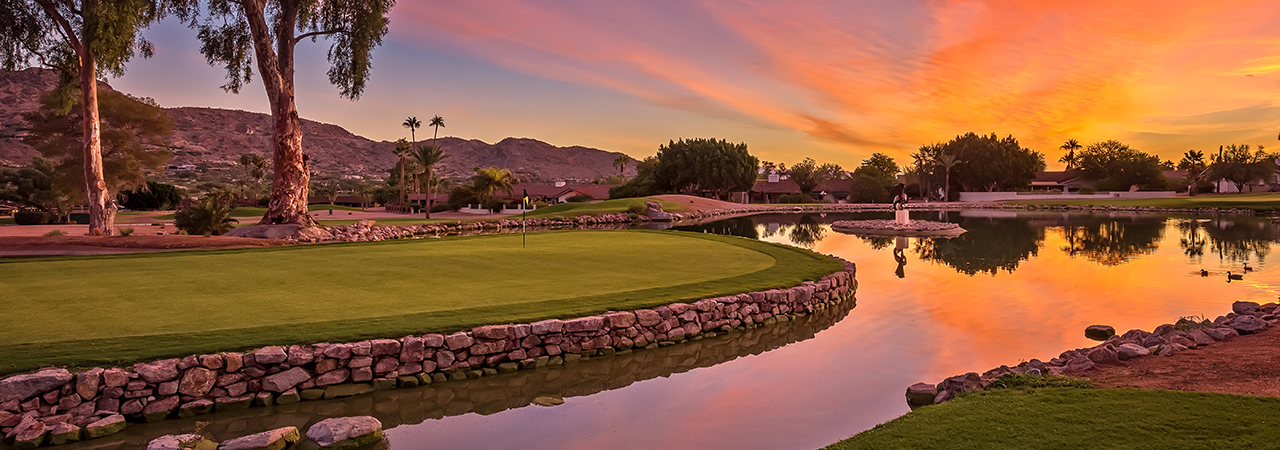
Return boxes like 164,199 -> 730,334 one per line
907,300 -> 1279,407
0,260 -> 856,448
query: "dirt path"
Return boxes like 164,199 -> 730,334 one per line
1080,326 -> 1280,397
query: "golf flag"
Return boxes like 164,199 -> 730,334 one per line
523,189 -> 529,207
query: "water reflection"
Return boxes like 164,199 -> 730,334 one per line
1060,216 -> 1165,266
914,217 -> 1043,276
59,293 -> 857,450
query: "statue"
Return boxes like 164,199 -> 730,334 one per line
891,182 -> 907,211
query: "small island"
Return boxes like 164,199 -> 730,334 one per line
831,219 -> 966,238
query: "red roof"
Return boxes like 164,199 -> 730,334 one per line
751,178 -> 849,194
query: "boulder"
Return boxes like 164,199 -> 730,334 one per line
178,399 -> 214,418
305,416 -> 383,449
261,368 -> 311,392
315,369 -> 350,387
84,414 -> 126,439
471,325 -> 512,341
143,396 -> 180,422
1065,357 -> 1095,373
369,339 -> 401,356
103,368 -> 130,388
10,418 -> 47,450
322,384 -> 374,400
47,422 -> 81,445
217,426 -> 300,450
936,372 -> 982,399
1086,345 -> 1120,364
148,434 -> 218,450
1186,329 -> 1217,346
1203,327 -> 1240,341
444,333 -> 474,351
75,368 -> 104,400
134,359 -> 181,383
644,201 -> 672,221
179,367 -> 217,397
1116,343 -> 1150,361
399,336 -> 427,362
254,347 -> 288,365
1084,325 -> 1116,341
1230,315 -> 1269,335
531,320 -> 563,335
1233,301 -> 1261,315
0,368 -> 73,403
905,383 -> 937,406
564,316 -> 605,333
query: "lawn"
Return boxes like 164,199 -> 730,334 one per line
1009,192 -> 1280,211
524,197 -> 685,218
0,217 -> 12,225
826,388 -> 1280,449
315,217 -> 474,227
155,204 -> 367,220
0,230 -> 840,375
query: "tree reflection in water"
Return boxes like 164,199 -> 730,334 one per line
912,218 -> 1044,276
787,214 -> 826,249
1202,217 -> 1274,264
1178,219 -> 1207,261
1060,217 -> 1165,266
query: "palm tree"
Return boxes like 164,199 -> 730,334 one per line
614,154 -> 630,176
429,116 -> 445,143
411,144 -> 448,218
393,138 -> 412,209
1179,149 -> 1208,196
1059,139 -> 1082,170
471,167 -> 516,206
936,153 -> 959,201
403,116 -> 422,145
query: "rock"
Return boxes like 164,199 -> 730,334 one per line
134,359 -> 181,383
179,368 -> 217,397
906,382 -> 937,406
1065,357 -> 1095,373
1233,301 -> 1261,315
75,368 -> 104,401
1203,327 -> 1240,341
305,416 -> 383,449
530,320 -> 563,335
369,339 -> 401,356
0,368 -> 73,403
102,368 -> 130,388
254,347 -> 288,365
644,201 -> 672,221
472,325 -> 512,340
1084,325 -> 1116,341
275,389 -> 300,405
563,316 -> 605,332
216,426 -> 299,450
316,369 -> 350,386
1086,345 -> 1120,364
84,414 -> 126,439
10,418 -> 46,450
469,341 -> 506,356
606,312 -> 637,328
47,422 -> 81,445
1186,329 -> 1217,346
532,395 -> 565,407
287,345 -> 314,365
936,372 -> 982,399
322,384 -> 374,400
444,333 -> 474,350
215,395 -> 253,411
143,396 -> 180,422
373,357 -> 399,374
178,399 -> 214,418
261,368 -> 311,392
1116,343 -> 1150,361
148,434 -> 217,450
400,336 -> 427,362
223,353 -> 244,372
1230,315 -> 1269,335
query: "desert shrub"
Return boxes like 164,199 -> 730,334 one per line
566,193 -> 593,203
13,211 -> 49,225
117,227 -> 135,237
1078,187 -> 1097,194
43,229 -> 67,237
778,193 -> 816,203
174,195 -> 238,236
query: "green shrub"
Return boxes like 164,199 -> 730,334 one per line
43,229 -> 67,237
117,227 -> 135,237
849,174 -> 891,203
482,198 -> 507,212
13,211 -> 49,225
1078,187 -> 1097,194
1174,315 -> 1212,330
778,193 -> 816,203
174,195 -> 238,236
987,373 -> 1093,390
626,201 -> 648,215
566,193 -> 593,203
118,181 -> 184,210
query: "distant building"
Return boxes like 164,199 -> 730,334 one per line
750,176 -> 850,203
1030,171 -> 1090,192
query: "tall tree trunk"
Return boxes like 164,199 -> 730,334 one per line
399,159 -> 405,210
78,33 -> 114,235
424,165 -> 432,219
243,0 -> 314,226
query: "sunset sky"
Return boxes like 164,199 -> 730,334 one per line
111,1 -> 1280,171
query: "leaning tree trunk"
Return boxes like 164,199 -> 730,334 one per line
78,32 -> 114,235
243,1 -> 314,226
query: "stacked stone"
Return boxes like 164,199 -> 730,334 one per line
0,262 -> 855,447
907,300 -> 1276,407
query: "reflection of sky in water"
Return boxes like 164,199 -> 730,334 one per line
79,212 -> 1280,450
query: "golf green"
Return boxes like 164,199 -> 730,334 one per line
0,230 -> 841,374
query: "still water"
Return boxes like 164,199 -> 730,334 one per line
57,210 -> 1280,450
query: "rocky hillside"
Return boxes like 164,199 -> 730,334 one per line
0,68 -> 635,182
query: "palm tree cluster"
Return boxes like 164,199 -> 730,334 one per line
393,115 -> 448,217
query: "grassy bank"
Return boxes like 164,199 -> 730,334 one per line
0,230 -> 840,375
524,197 -> 685,218
826,388 -> 1280,449
1008,192 -> 1280,211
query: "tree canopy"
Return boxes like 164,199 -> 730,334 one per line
913,132 -> 1045,194
788,157 -> 844,195
1075,140 -> 1166,191
1208,144 -> 1277,193
650,138 -> 758,199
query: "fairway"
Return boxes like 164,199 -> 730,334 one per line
1009,192 -> 1280,211
0,230 -> 840,374
826,388 -> 1280,449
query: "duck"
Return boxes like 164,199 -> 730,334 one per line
1227,271 -> 1244,281
1244,264 -> 1254,272
1200,269 -> 1209,277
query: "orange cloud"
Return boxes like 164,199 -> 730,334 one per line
393,1 -> 1280,168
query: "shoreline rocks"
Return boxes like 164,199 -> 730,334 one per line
0,259 -> 856,448
906,300 -> 1278,408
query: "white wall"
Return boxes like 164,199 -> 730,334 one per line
959,191 -> 1176,202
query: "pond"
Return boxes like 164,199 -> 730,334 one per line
52,210 -> 1280,450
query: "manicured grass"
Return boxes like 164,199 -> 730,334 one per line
826,388 -> 1280,449
315,218 -> 473,226
525,197 -> 685,218
0,230 -> 840,375
1009,192 -> 1280,211
155,205 -> 366,220
0,217 -> 12,225
306,203 -> 367,212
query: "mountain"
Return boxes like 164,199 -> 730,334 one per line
0,68 -> 636,182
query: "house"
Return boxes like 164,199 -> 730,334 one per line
1207,159 -> 1280,193
1030,171 -> 1090,192
750,174 -> 851,203
0,200 -> 19,216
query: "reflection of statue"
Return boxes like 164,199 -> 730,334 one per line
892,182 -> 907,210
894,236 -> 908,278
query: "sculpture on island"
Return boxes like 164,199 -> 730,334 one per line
891,182 -> 908,211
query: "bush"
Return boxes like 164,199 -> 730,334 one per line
43,229 -> 67,237
1078,187 -> 1096,195
117,227 -> 135,237
13,211 -> 49,225
118,181 -> 184,210
174,195 -> 239,236
778,193 -> 816,204
429,203 -> 452,213
626,201 -> 648,215
987,373 -> 1093,390
566,193 -> 593,203
848,175 -> 891,203
482,198 -> 507,212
